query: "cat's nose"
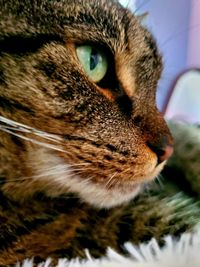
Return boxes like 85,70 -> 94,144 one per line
156,145 -> 174,164
147,139 -> 174,164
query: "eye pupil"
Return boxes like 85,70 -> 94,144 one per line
90,49 -> 99,71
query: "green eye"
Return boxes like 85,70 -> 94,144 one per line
76,45 -> 108,83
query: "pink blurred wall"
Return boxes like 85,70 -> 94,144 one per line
124,0 -> 200,110
187,0 -> 200,67
134,0 -> 191,110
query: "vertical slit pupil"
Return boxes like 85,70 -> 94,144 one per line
90,49 -> 99,70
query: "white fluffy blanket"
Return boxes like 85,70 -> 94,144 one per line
19,226 -> 200,267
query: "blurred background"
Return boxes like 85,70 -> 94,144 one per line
119,0 -> 200,123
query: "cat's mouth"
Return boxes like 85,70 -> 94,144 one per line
86,162 -> 165,208
59,163 -> 164,208
35,149 -> 165,208
74,156 -> 166,208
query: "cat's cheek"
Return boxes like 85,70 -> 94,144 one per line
29,149 -> 165,208
29,149 -> 142,208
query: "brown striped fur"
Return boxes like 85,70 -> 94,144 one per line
0,0 -> 199,265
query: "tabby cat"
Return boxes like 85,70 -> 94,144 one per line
0,0 -> 199,266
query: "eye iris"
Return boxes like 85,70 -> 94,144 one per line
90,49 -> 99,71
76,45 -> 108,83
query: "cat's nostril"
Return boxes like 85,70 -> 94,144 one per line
156,145 -> 174,164
147,142 -> 174,164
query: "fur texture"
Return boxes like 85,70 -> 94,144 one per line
0,0 -> 172,205
18,225 -> 200,267
0,0 -> 199,266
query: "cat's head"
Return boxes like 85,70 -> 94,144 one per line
0,0 -> 173,208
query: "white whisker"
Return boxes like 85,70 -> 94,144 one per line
155,174 -> 164,189
0,127 -> 69,154
0,116 -> 62,143
41,162 -> 90,172
67,162 -> 91,167
1,125 -> 62,143
105,172 -> 118,189
2,167 -> 86,184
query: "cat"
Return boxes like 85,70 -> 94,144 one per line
0,0 -> 199,265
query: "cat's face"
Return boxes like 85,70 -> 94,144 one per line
0,0 -> 173,208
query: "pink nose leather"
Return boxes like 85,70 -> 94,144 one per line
158,145 -> 174,163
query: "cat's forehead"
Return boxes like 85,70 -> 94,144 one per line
1,0 -> 162,98
1,0 -> 158,56
60,0 -> 151,51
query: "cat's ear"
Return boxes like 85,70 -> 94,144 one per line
136,12 -> 149,27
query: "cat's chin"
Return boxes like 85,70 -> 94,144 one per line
73,165 -> 165,208
79,183 -> 141,208
49,173 -> 142,208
